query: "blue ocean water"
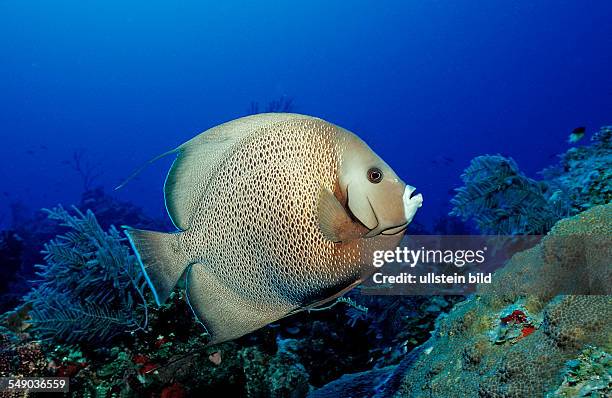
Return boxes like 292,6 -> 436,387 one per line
1,1 -> 611,228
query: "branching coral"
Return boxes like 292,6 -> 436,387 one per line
449,155 -> 561,234
25,206 -> 147,343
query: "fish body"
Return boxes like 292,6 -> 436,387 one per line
124,113 -> 422,344
568,126 -> 586,143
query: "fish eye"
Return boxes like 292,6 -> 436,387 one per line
367,167 -> 383,184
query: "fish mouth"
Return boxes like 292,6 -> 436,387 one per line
403,185 -> 423,225
347,184 -> 423,238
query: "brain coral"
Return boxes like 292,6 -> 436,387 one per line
309,204 -> 611,398
393,204 -> 611,398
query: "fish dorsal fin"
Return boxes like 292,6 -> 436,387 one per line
165,113 -> 308,230
317,187 -> 366,242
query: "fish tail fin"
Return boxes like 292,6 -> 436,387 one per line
124,227 -> 189,306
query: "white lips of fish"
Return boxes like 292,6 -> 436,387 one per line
403,185 -> 423,224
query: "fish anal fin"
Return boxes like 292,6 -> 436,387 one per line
185,264 -> 297,345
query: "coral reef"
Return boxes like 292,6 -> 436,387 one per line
1,271 -> 457,397
547,345 -> 611,397
450,125 -> 611,234
79,187 -> 170,231
311,204 -> 612,398
0,192 -> 459,397
1,289 -> 310,397
24,206 -> 147,343
239,339 -> 310,398
0,231 -> 25,313
488,305 -> 541,345
337,293 -> 461,370
449,155 -> 561,234
1,187 -> 168,318
541,125 -> 612,213
1,125 -> 609,397
0,338 -> 48,379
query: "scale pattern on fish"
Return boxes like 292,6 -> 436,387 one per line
124,113 -> 423,344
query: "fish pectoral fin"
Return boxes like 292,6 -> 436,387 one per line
317,187 -> 364,242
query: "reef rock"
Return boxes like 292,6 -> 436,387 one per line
542,125 -> 611,212
310,204 -> 611,398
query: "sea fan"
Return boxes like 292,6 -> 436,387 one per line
25,206 -> 147,343
449,155 -> 560,235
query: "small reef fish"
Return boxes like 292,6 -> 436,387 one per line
121,113 -> 423,345
568,126 -> 586,143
